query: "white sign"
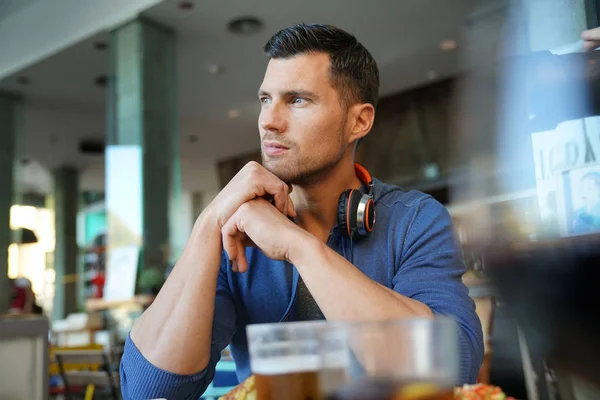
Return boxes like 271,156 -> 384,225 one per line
532,117 -> 600,226
103,245 -> 140,301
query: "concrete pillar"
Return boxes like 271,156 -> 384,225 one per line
52,166 -> 79,320
106,17 -> 181,281
0,93 -> 22,314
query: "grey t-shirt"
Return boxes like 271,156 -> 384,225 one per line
294,276 -> 325,321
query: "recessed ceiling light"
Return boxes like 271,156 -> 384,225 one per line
427,71 -> 438,80
440,39 -> 457,52
228,16 -> 263,35
16,76 -> 30,85
208,64 -> 224,75
228,109 -> 241,119
178,1 -> 194,11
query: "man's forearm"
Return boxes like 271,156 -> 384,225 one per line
130,212 -> 223,375
289,233 -> 433,321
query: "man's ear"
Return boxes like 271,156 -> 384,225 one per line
348,103 -> 375,144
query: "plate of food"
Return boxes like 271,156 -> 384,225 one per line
218,376 -> 515,400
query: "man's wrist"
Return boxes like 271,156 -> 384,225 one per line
192,207 -> 221,238
286,228 -> 323,265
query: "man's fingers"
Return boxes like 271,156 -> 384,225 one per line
222,210 -> 252,273
582,27 -> 600,41
222,225 -> 240,272
268,180 -> 290,216
287,195 -> 296,218
236,242 -> 249,273
583,40 -> 600,52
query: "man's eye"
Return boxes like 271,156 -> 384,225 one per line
293,97 -> 306,104
260,97 -> 271,104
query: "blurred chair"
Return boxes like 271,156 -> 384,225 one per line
0,316 -> 49,400
52,344 -> 120,399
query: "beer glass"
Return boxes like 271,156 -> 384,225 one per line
318,318 -> 458,400
246,320 -> 328,400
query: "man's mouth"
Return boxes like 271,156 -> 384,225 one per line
263,141 -> 290,156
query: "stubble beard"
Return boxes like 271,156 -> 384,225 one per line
261,118 -> 347,186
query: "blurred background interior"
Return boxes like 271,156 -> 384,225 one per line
1,0 -> 600,399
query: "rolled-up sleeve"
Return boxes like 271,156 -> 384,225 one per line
120,255 -> 237,399
392,197 -> 484,384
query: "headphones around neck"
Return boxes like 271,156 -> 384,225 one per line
337,163 -> 375,239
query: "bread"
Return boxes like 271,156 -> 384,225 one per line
219,375 -> 257,400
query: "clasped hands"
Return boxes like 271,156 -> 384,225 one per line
205,161 -> 308,273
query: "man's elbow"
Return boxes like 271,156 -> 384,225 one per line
119,339 -> 211,399
411,301 -> 434,318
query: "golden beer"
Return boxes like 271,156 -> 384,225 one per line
252,355 -> 322,400
255,370 -> 320,400
247,321 -> 329,400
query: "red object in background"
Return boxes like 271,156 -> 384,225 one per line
90,273 -> 105,298
10,284 -> 27,310
178,1 -> 194,11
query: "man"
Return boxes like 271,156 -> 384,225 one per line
120,24 -> 483,398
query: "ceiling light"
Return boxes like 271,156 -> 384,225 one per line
16,76 -> 30,85
208,64 -> 225,75
228,109 -> 241,119
178,1 -> 194,11
440,39 -> 457,52
427,71 -> 438,80
228,16 -> 263,36
423,163 -> 440,180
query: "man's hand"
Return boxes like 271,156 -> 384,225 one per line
582,27 -> 600,51
206,161 -> 296,230
221,198 -> 307,272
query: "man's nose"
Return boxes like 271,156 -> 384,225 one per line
259,103 -> 287,133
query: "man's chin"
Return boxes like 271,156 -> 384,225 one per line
261,158 -> 297,184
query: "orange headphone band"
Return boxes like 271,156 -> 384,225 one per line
354,163 -> 373,193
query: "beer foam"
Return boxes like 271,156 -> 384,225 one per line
251,355 -> 321,375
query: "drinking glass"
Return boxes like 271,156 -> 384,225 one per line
246,320 -> 328,400
318,318 -> 458,400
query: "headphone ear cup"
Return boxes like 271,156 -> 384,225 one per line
337,189 -> 352,238
364,197 -> 375,233
338,190 -> 364,238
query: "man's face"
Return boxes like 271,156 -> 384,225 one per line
258,52 -> 349,184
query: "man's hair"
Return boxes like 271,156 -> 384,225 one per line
264,23 -> 380,109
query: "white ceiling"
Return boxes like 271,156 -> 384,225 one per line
0,0 -> 39,23
0,0 -> 479,192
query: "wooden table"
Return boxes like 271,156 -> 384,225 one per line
84,295 -> 155,312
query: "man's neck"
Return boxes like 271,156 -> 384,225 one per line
291,160 -> 363,242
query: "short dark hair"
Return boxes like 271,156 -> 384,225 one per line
264,23 -> 380,108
